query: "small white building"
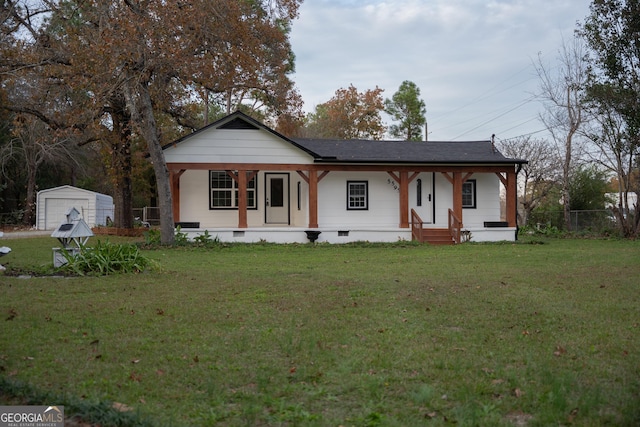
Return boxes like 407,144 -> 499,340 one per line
36,185 -> 114,230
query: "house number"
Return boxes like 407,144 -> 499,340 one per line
387,178 -> 399,192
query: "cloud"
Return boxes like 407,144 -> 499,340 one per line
290,0 -> 591,140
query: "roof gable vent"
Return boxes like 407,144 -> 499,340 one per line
218,117 -> 259,130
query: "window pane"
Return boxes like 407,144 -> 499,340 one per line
212,190 -> 232,207
211,172 -> 233,189
270,178 -> 284,207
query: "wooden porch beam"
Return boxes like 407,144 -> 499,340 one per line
452,172 -> 463,225
170,169 -> 185,223
168,162 -> 517,175
296,170 -> 309,183
237,170 -> 248,228
408,171 -> 420,183
308,169 -> 319,228
506,171 -> 517,227
399,171 -> 409,228
441,172 -> 453,185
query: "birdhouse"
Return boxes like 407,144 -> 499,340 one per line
51,207 -> 94,267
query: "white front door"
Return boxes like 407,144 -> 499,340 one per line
265,173 -> 290,224
410,173 -> 434,223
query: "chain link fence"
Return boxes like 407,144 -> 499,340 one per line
527,209 -> 618,234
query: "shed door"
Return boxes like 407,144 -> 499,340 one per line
265,173 -> 289,224
44,198 -> 90,230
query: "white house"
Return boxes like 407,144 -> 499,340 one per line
36,185 -> 114,230
163,111 -> 527,244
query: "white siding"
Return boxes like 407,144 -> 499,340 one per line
164,129 -> 314,165
179,170 -> 308,228
318,172 -> 400,228
432,173 -> 501,227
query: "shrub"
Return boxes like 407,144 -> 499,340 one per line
59,241 -> 157,276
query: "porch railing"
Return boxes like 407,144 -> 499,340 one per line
448,209 -> 462,244
410,209 -> 424,242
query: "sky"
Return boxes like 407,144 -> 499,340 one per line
289,0 -> 592,142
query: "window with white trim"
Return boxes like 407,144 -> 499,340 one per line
462,179 -> 476,209
347,181 -> 368,210
209,171 -> 257,209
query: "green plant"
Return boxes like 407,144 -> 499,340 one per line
174,226 -> 189,245
59,240 -> 156,276
143,229 -> 161,245
193,229 -> 219,246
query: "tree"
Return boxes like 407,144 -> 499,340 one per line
304,85 -> 386,140
579,0 -> 640,237
384,80 -> 426,141
569,165 -> 610,211
535,38 -> 589,231
2,0 -> 302,244
498,136 -> 560,226
0,114 -> 80,225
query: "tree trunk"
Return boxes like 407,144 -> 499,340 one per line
110,102 -> 134,229
123,78 -> 174,244
23,163 -> 36,227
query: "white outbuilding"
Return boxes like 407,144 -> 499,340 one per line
36,185 -> 114,230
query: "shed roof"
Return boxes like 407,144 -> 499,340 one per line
37,185 -> 113,198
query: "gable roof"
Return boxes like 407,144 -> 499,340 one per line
163,111 -> 527,165
161,110 -> 317,158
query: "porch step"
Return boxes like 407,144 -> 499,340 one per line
421,228 -> 455,245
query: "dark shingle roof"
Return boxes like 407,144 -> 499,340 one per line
292,138 -> 526,165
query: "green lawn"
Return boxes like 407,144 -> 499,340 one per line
1,236 -> 639,426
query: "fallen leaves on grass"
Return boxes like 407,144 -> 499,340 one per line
554,345 -> 567,357
112,402 -> 133,412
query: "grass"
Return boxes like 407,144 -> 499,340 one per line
0,236 -> 639,426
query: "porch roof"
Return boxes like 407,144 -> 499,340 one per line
293,138 -> 527,165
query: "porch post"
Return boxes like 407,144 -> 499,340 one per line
453,171 -> 463,223
237,170 -> 248,228
506,170 -> 517,227
308,169 -> 319,228
399,171 -> 409,228
170,169 -> 185,224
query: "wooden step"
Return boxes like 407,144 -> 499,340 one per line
421,228 -> 455,245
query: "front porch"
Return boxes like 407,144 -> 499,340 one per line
175,224 -> 518,244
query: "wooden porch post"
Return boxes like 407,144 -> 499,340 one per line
399,171 -> 409,228
308,169 -> 319,228
237,170 -> 248,228
453,171 -> 463,223
506,170 -> 517,227
170,169 -> 185,224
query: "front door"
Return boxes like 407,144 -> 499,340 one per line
265,173 -> 290,224
410,173 -> 434,223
